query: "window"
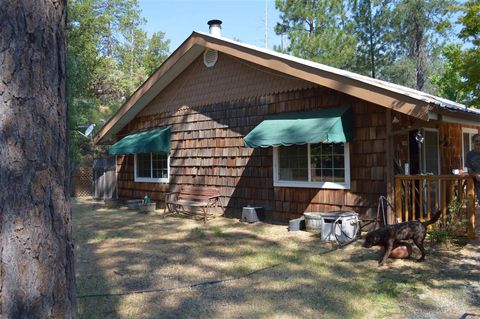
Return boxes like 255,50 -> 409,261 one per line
134,153 -> 169,183
462,128 -> 478,169
273,143 -> 350,189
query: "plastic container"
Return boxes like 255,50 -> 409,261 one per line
319,211 -> 359,243
288,216 -> 306,231
241,206 -> 264,223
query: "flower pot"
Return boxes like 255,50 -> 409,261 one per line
139,202 -> 156,213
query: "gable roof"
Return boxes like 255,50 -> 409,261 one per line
94,31 -> 480,144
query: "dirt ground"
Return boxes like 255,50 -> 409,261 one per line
73,198 -> 480,319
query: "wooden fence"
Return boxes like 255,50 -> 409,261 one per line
395,175 -> 476,238
93,157 -> 117,200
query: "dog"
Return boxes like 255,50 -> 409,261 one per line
363,210 -> 441,266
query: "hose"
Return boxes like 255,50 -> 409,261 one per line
333,215 -> 360,244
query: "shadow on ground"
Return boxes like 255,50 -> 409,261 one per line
73,198 -> 480,319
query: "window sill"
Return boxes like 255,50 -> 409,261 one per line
274,180 -> 350,189
134,177 -> 169,183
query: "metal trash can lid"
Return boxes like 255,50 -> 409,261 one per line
323,211 -> 357,217
305,211 -> 358,219
243,206 -> 263,211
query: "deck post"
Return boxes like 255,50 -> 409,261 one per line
394,175 -> 476,238
441,180 -> 447,226
386,109 -> 394,224
466,177 -> 476,239
395,177 -> 402,223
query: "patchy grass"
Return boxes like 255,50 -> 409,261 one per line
211,227 -> 224,237
189,227 -> 207,238
74,198 -> 480,319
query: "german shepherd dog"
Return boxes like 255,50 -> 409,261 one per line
363,210 -> 442,266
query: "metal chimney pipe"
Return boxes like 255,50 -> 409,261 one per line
207,19 -> 222,37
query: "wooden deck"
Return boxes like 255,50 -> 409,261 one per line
395,175 -> 476,238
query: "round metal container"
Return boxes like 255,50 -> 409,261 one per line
303,212 -> 323,233
126,199 -> 142,210
139,202 -> 156,213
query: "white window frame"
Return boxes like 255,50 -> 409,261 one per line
134,153 -> 170,183
273,143 -> 350,189
462,127 -> 478,169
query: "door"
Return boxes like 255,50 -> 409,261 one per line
407,129 -> 439,175
405,129 -> 440,217
422,129 -> 440,175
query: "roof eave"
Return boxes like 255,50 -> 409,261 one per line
95,32 -> 476,145
429,104 -> 480,125
93,33 -> 205,145
198,34 -> 431,119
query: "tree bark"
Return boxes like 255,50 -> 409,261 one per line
0,1 -> 75,318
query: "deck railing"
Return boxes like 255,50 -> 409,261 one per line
394,175 -> 476,238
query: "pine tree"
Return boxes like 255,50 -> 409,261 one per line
0,1 -> 76,316
386,0 -> 454,91
351,0 -> 394,78
275,0 -> 357,69
67,0 -> 170,167
457,0 -> 480,106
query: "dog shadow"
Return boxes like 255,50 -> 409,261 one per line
349,249 -> 379,263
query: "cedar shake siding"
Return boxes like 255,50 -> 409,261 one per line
139,53 -> 315,116
114,54 -> 390,222
391,112 -> 480,175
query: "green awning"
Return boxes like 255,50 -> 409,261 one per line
244,106 -> 353,148
108,127 -> 171,155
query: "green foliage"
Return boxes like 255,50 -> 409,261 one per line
275,0 -> 455,93
143,32 -> 170,75
430,0 -> 480,107
386,0 -> 454,91
351,0 -> 395,78
67,0 -> 170,168
430,44 -> 469,103
456,0 -> 480,107
427,198 -> 466,244
447,198 -> 466,233
275,0 -> 357,69
143,194 -> 151,203
381,56 -> 417,89
212,227 -> 224,237
427,229 -> 449,243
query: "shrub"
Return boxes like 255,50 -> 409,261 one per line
427,198 -> 466,245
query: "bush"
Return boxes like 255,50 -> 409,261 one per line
427,198 -> 466,245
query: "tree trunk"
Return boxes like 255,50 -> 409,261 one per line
0,1 -> 75,318
415,30 -> 426,91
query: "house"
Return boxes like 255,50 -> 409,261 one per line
94,21 -> 480,233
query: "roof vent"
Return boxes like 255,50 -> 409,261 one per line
207,19 -> 222,37
203,49 -> 218,68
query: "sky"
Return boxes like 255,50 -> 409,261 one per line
139,0 -> 283,52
